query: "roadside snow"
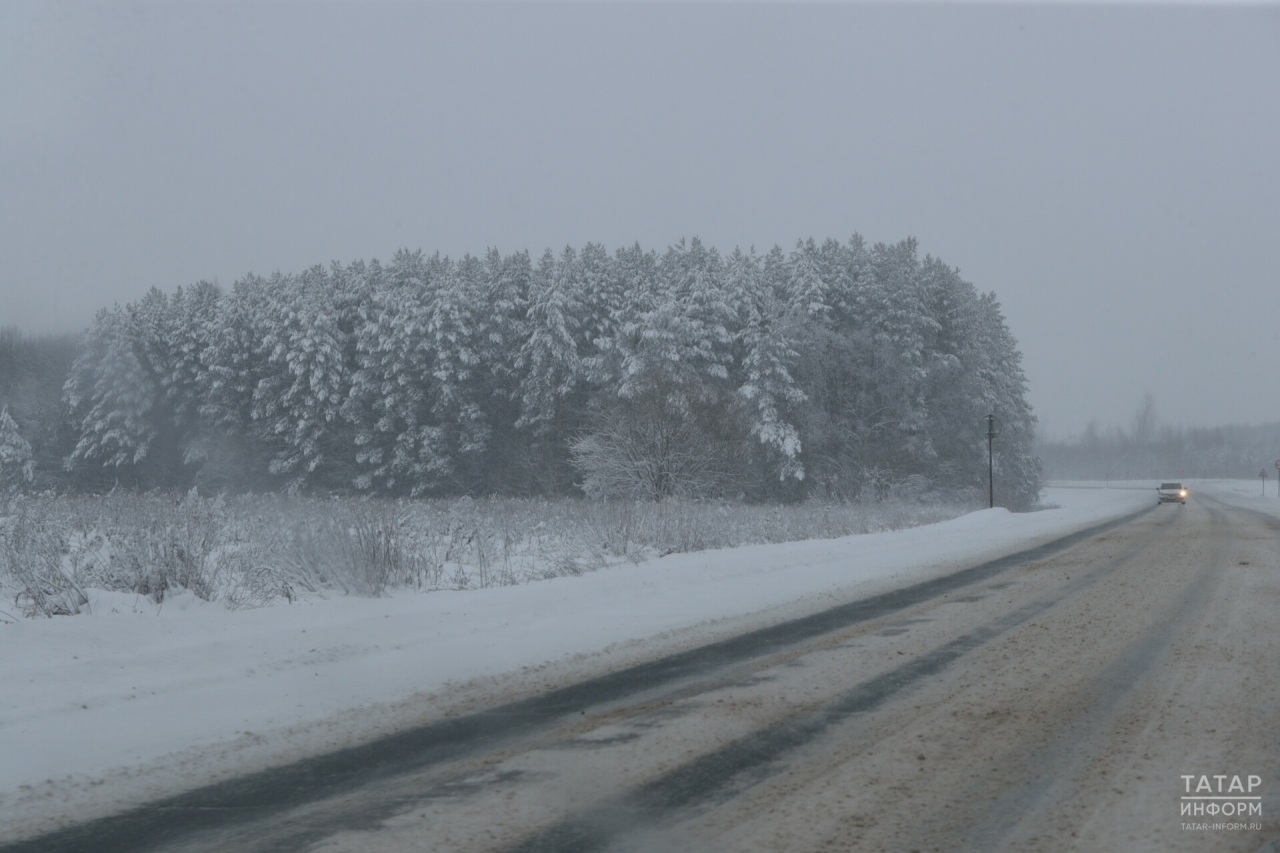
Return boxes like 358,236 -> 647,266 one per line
0,487 -> 1150,839
1194,478 -> 1280,517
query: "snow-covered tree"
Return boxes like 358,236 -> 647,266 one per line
577,241 -> 621,361
51,233 -> 1040,504
724,247 -> 806,484
425,254 -> 490,491
970,291 -> 1041,508
250,268 -> 351,489
844,238 -> 937,475
787,238 -> 830,323
189,275 -> 276,490
476,248 -> 531,492
478,247 -> 531,395
576,239 -> 742,498
343,249 -> 437,493
516,247 -> 587,435
0,406 -> 35,491
159,281 -> 222,471
64,306 -> 158,474
606,238 -> 735,400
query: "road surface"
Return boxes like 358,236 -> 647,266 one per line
9,492 -> 1279,852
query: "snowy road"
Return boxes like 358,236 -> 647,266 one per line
10,489 -> 1280,852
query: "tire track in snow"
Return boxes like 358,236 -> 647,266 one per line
1,505 -> 1154,853
498,511 -> 1174,853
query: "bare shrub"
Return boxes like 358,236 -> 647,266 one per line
573,499 -> 645,565
1,500 -> 88,617
611,496 -> 974,556
224,559 -> 296,610
54,493 -> 224,602
1,490 -> 978,617
572,388 -> 733,500
279,494 -> 430,594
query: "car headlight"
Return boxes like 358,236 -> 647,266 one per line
1180,490 -> 1187,496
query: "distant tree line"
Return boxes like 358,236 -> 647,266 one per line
1037,394 -> 1280,481
1,235 -> 1042,507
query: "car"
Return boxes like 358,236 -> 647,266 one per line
1158,482 -> 1188,504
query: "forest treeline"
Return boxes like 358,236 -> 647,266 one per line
2,235 -> 1042,506
1037,396 -> 1280,482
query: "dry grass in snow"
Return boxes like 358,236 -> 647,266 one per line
0,490 -> 977,618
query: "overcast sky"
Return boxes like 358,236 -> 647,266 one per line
2,2 -> 1277,437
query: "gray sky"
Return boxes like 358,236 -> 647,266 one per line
2,2 -> 1278,437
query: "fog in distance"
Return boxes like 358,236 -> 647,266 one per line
2,2 -> 1277,436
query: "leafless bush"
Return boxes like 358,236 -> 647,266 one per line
280,502 -> 417,596
223,559 -> 296,610
51,493 -> 224,602
0,490 -> 976,617
1,500 -> 88,617
563,499 -> 636,567
572,389 -> 734,500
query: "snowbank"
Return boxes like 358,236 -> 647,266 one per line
1194,478 -> 1280,517
0,487 -> 1150,838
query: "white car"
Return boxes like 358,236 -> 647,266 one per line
1158,482 -> 1187,504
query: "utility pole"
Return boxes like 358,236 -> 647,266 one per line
984,414 -> 1001,508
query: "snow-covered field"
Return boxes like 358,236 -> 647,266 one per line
0,486 -> 1151,840
1193,478 -> 1280,515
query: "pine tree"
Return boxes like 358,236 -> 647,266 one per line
761,244 -> 790,306
193,275 -> 273,490
0,406 -> 35,491
609,238 -> 735,399
64,306 -> 158,475
425,254 -> 490,491
787,238 -> 830,323
916,256 -> 984,495
817,236 -> 857,325
972,292 -> 1041,508
863,238 -> 938,470
475,247 -> 532,493
516,247 -> 586,435
575,239 -> 740,499
164,281 -> 221,465
725,247 -> 805,484
343,248 -> 434,493
577,241 -> 622,363
250,268 -> 350,489
480,247 -> 531,391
